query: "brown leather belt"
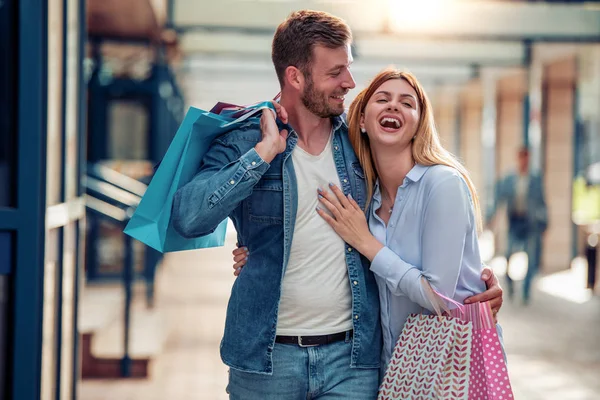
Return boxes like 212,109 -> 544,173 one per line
275,330 -> 353,347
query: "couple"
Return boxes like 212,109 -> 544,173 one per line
172,9 -> 504,400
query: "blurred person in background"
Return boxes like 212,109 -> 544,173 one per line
175,10 -> 503,400
487,147 -> 548,305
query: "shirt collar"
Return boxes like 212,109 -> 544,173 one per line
332,114 -> 346,132
373,163 -> 430,197
276,114 -> 346,135
373,180 -> 381,200
406,164 -> 429,183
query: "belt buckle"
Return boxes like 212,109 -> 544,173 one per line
298,336 -> 319,347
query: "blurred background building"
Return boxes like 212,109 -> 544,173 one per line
1,0 -> 600,399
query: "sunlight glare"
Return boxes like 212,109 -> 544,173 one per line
389,0 -> 453,32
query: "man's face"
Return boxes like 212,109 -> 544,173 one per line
301,44 -> 356,118
518,151 -> 529,173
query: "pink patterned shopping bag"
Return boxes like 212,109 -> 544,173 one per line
451,302 -> 514,400
378,283 -> 514,400
377,314 -> 473,400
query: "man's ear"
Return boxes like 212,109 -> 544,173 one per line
285,66 -> 304,91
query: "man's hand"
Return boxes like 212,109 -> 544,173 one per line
231,243 -> 249,277
465,266 -> 503,323
255,102 -> 289,163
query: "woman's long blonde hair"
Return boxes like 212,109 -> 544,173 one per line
347,69 -> 482,231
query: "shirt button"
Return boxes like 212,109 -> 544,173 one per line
343,179 -> 348,183
334,146 -> 339,151
354,315 -> 359,320
347,247 -> 352,252
230,180 -> 235,185
353,281 -> 358,286
251,161 -> 256,166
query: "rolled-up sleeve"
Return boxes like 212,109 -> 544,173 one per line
369,174 -> 473,311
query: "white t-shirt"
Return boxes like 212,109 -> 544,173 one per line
276,133 -> 353,336
514,174 -> 529,215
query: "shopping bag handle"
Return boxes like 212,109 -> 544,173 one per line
433,289 -> 465,312
222,101 -> 276,128
421,278 -> 450,317
421,278 -> 465,316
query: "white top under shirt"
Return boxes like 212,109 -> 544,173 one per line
276,133 -> 353,336
514,174 -> 529,215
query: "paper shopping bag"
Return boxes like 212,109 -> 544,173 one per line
124,101 -> 275,253
429,285 -> 515,400
378,313 -> 473,400
451,302 -> 514,400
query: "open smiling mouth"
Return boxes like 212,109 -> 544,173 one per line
379,116 -> 401,130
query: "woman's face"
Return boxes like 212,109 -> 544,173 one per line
360,78 -> 420,149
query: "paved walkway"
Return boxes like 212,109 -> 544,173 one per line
79,228 -> 600,399
496,264 -> 600,400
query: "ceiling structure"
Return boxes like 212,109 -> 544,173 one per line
88,0 -> 600,104
173,0 -> 600,81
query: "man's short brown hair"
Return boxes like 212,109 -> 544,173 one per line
272,10 -> 352,87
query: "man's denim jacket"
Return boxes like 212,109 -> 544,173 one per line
172,115 -> 382,375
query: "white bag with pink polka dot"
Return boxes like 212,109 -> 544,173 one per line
449,300 -> 514,400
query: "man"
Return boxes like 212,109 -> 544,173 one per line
488,147 -> 548,305
172,10 -> 502,399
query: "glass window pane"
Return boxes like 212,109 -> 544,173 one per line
0,0 -> 17,207
102,100 -> 154,181
108,100 -> 148,160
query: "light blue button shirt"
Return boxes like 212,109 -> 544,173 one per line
369,164 -> 487,370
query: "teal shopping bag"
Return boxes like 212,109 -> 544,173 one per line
124,101 -> 275,253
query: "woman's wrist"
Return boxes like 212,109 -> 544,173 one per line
356,236 -> 384,262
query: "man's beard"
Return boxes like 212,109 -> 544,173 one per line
301,76 -> 345,118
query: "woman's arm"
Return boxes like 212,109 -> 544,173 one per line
372,174 -> 474,309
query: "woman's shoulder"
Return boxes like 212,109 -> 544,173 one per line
421,164 -> 464,187
421,165 -> 473,207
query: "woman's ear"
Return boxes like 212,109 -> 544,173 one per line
359,113 -> 366,133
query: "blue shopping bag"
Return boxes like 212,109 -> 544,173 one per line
123,101 -> 275,253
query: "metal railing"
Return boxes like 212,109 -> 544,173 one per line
83,163 -> 162,377
83,163 -> 161,307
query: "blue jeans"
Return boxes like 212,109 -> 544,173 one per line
226,337 -> 379,399
505,228 -> 542,303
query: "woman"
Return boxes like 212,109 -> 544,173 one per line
234,69 -> 498,371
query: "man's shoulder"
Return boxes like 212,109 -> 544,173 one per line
215,120 -> 262,146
